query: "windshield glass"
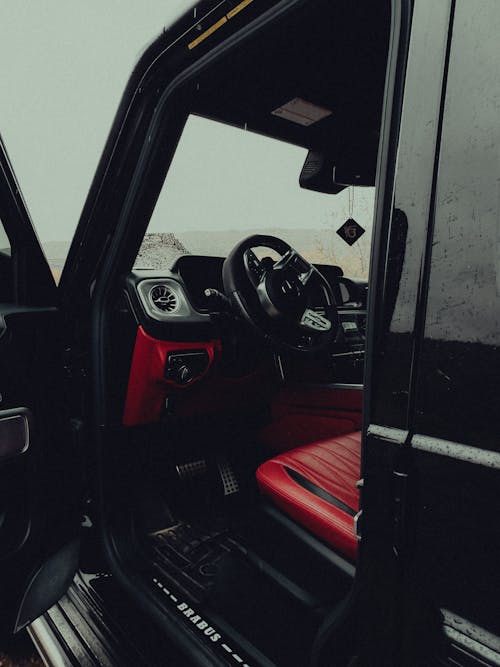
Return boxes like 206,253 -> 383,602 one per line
136,115 -> 374,279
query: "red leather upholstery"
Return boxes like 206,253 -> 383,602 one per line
258,386 -> 363,453
122,327 -> 221,426
256,432 -> 361,561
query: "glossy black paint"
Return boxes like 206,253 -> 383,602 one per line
414,0 -> 500,454
406,1 -> 500,655
363,1 -> 500,664
368,0 -> 454,433
409,451 -> 499,631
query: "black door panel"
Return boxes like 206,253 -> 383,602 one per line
0,307 -> 81,633
0,408 -> 33,562
0,133 -> 81,635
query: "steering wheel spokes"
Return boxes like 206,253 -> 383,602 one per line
273,248 -> 315,285
223,234 -> 339,353
243,248 -> 265,286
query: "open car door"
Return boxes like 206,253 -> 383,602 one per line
0,137 -> 82,636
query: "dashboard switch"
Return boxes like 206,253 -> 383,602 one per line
165,350 -> 209,385
177,364 -> 193,384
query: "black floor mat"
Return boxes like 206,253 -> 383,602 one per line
151,519 -> 322,666
208,550 -> 319,666
143,436 -> 352,665
151,520 -> 235,603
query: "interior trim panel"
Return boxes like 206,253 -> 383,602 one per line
123,326 -> 221,426
136,277 -> 197,321
0,408 -> 32,462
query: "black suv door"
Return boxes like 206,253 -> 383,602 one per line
361,2 -> 500,665
398,2 -> 500,662
0,138 -> 81,636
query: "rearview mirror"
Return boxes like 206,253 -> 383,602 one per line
299,148 -> 376,194
299,151 -> 346,195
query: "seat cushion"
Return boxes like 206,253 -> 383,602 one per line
256,432 -> 361,561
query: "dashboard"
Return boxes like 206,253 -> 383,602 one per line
126,254 -> 367,369
122,255 -> 367,425
128,255 -> 365,322
174,255 -> 227,312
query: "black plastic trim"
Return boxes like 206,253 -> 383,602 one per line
260,503 -> 355,580
284,467 -> 356,517
124,271 -> 214,341
0,407 -> 32,463
405,0 -> 456,426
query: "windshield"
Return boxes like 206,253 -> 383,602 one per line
136,115 -> 374,279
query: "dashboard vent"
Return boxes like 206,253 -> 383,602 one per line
149,284 -> 178,313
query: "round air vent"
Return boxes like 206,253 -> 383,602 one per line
149,284 -> 179,313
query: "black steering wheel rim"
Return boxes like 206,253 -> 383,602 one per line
222,234 -> 338,353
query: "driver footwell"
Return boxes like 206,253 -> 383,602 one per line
136,431 -> 354,666
149,516 -> 324,666
146,492 -> 353,666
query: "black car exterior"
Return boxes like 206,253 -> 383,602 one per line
0,1 -> 498,666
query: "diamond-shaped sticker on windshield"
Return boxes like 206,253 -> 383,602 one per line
336,218 -> 365,246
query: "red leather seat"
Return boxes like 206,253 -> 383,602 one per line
256,432 -> 361,561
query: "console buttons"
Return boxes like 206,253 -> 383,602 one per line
177,364 -> 192,384
165,350 -> 209,385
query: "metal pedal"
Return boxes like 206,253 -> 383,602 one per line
217,457 -> 240,496
175,459 -> 207,481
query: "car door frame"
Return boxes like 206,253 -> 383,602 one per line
55,0 -> 418,664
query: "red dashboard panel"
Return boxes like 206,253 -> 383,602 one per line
123,327 -> 221,426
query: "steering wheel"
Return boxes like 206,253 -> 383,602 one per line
222,235 -> 338,352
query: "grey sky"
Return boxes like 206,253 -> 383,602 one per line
1,1 -> 188,243
1,2 -> 374,252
